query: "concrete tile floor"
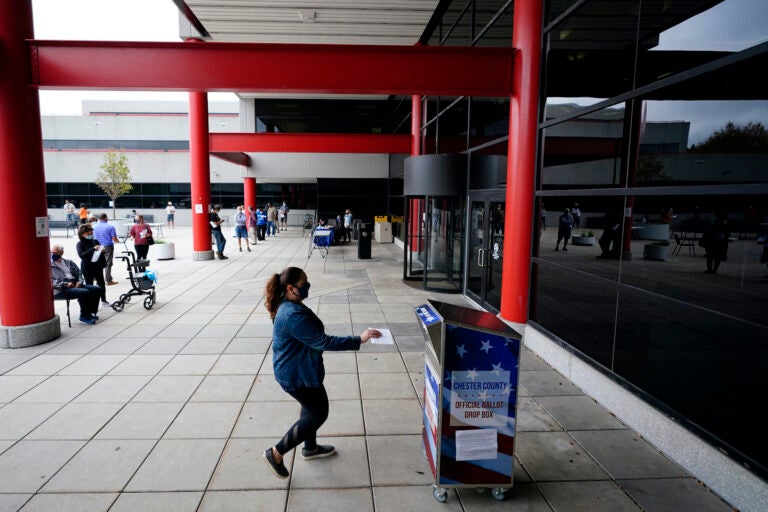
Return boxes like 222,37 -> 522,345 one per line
0,227 -> 736,511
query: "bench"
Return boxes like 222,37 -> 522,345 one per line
49,220 -> 79,238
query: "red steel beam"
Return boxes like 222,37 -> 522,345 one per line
30,40 -> 514,96
211,151 -> 251,166
209,133 -> 411,154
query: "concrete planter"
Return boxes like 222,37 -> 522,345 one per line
153,242 -> 175,260
636,223 -> 670,241
643,243 -> 669,261
571,235 -> 595,246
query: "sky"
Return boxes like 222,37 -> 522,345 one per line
32,0 -> 237,115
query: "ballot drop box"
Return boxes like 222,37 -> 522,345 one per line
414,300 -> 522,503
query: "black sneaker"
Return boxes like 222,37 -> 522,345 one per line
301,444 -> 336,460
262,448 -> 289,479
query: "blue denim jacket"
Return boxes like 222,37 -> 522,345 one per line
272,300 -> 361,390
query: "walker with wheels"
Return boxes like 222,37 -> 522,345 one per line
110,250 -> 157,311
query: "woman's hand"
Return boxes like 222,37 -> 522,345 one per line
360,328 -> 382,343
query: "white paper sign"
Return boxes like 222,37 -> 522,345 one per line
36,217 -> 48,237
455,428 -> 498,461
195,204 -> 203,214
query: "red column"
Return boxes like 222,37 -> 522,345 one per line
189,91 -> 214,260
411,95 -> 421,156
500,0 -> 543,323
244,177 -> 257,212
0,0 -> 58,341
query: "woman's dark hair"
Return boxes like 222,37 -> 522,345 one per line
77,224 -> 93,240
264,266 -> 305,320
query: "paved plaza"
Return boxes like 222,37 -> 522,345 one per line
0,227 -> 734,511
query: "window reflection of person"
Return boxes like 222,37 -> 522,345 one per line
702,209 -> 730,274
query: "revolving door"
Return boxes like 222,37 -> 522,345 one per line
403,154 -> 467,292
404,196 -> 464,292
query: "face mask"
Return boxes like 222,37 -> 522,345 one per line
85,235 -> 94,240
51,253 -> 62,261
295,282 -> 311,299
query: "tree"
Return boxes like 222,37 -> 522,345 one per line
636,155 -> 669,183
690,121 -> 768,153
95,150 -> 133,219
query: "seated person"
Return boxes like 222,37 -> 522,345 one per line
50,244 -> 102,325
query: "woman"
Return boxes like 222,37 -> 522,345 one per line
129,214 -> 153,260
75,224 -> 108,306
261,267 -> 380,479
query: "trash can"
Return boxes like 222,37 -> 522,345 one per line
357,222 -> 372,259
414,299 -> 522,503
352,219 -> 362,241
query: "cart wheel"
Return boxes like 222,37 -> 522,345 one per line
143,294 -> 155,310
111,301 -> 124,312
491,488 -> 506,501
432,485 -> 448,503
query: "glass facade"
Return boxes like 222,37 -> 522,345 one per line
46,182 -> 318,211
422,0 -> 768,479
534,0 -> 768,477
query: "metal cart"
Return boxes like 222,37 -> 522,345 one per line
414,300 -> 522,503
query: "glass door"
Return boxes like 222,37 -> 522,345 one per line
466,192 -> 505,312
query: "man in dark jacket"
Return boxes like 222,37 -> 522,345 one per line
50,244 -> 101,325
210,205 -> 228,260
555,208 -> 574,251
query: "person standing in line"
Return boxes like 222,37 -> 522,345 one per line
76,224 -> 109,306
266,203 -> 278,237
63,199 -> 76,222
256,207 -> 267,241
343,209 -> 353,244
572,203 -> 582,230
129,214 -> 153,260
78,203 -> 90,225
540,203 -> 547,231
234,205 -> 251,252
247,206 -> 259,245
555,208 -> 574,251
335,213 -> 346,243
701,209 -> 730,274
93,213 -> 120,286
210,204 -> 228,259
279,201 -> 289,231
165,201 -> 176,229
261,267 -> 381,479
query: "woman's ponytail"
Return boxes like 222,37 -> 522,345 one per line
264,267 -> 305,320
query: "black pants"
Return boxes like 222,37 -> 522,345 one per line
135,244 -> 149,260
83,268 -> 107,302
55,285 -> 101,317
257,225 -> 266,240
275,385 -> 329,455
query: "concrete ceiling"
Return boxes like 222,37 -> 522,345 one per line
177,0 -> 440,45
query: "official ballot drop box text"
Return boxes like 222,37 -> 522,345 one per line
415,300 -> 522,498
